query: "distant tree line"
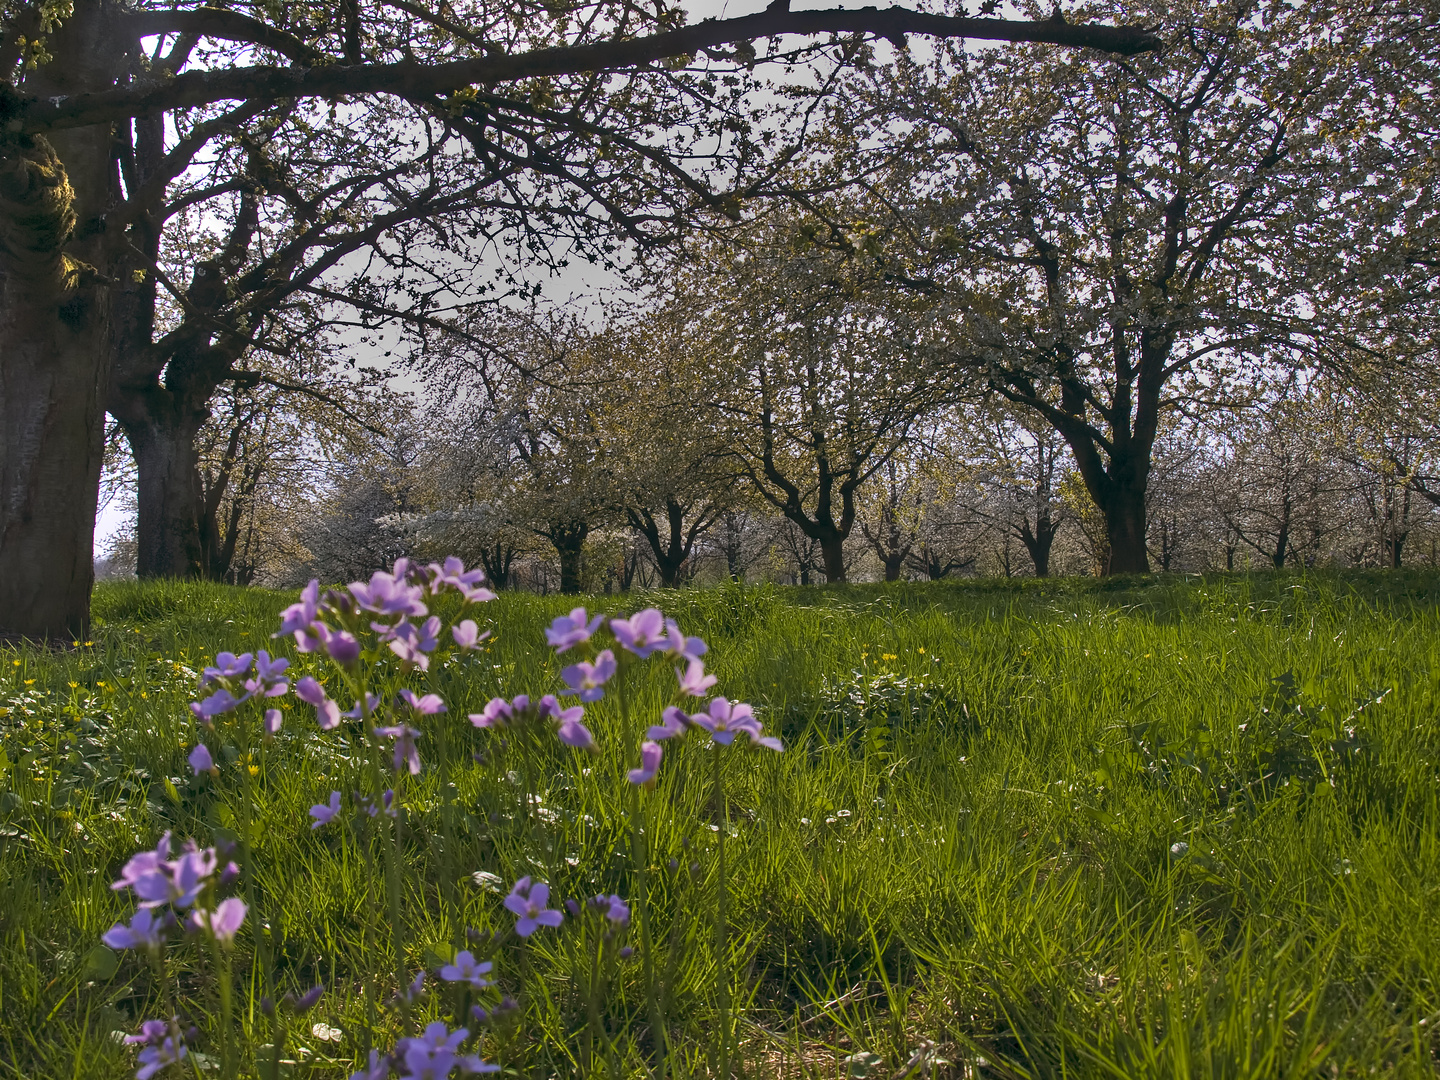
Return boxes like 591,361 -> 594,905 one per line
83,0 -> 1440,596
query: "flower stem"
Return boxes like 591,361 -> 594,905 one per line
207,933 -> 234,1078
619,661 -> 667,1078
713,743 -> 730,1080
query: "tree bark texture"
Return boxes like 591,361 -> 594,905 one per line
1019,514 -> 1058,577
116,406 -> 208,578
0,137 -> 107,639
628,497 -> 711,588
544,520 -> 589,594
0,5 -> 126,638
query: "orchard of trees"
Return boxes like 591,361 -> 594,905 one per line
3,0 -> 1437,634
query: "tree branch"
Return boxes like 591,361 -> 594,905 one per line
8,8 -> 1161,133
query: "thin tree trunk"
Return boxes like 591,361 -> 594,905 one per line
1019,515 -> 1057,577
478,541 -> 517,589
1385,534 -> 1404,569
1271,512 -> 1290,569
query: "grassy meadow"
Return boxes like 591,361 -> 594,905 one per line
2,571 -> 1440,1078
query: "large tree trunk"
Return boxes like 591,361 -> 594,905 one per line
544,520 -> 588,594
0,3 -> 129,640
0,134 -> 111,640
0,144 -> 106,639
115,403 -> 208,579
1103,486 -> 1149,574
819,534 -> 846,583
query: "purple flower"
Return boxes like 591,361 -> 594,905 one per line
349,570 -> 428,618
322,627 -> 361,668
188,744 -> 214,775
244,650 -> 291,697
388,616 -> 441,669
276,580 -> 321,637
133,846 -> 217,910
610,608 -> 666,658
556,715 -> 596,751
189,688 -> 246,722
315,698 -> 341,729
452,619 -> 491,650
310,791 -> 342,829
291,985 -> 324,1012
471,996 -> 518,1025
675,658 -> 717,697
293,622 -> 329,655
349,1049 -> 390,1080
663,618 -> 708,660
190,897 -> 247,944
429,557 -> 498,603
254,650 -> 291,684
469,696 -> 525,729
343,693 -> 381,721
202,651 -> 253,685
544,607 -> 603,652
398,689 -> 447,715
112,833 -> 171,893
263,709 -> 282,736
297,678 -> 342,729
647,705 -> 690,741
362,789 -> 398,818
599,894 -> 630,925
560,649 -> 617,702
295,676 -> 326,706
102,907 -> 169,951
690,698 -> 783,751
132,1023 -> 187,1080
117,841 -> 215,911
125,1019 -> 172,1046
439,950 -> 494,989
539,695 -> 596,751
376,724 -> 423,774
627,741 -> 663,787
396,1021 -> 497,1077
504,877 -> 564,936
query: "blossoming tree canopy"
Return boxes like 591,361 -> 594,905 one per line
0,0 -> 1159,642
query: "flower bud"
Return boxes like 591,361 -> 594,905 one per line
260,996 -> 275,1017
325,631 -> 361,668
667,858 -> 679,871
294,985 -> 324,1012
619,946 -> 634,959
565,899 -> 581,917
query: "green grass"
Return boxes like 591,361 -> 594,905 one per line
3,571 -> 1440,1078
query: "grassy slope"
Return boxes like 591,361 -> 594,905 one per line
1,571 -> 1438,1078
